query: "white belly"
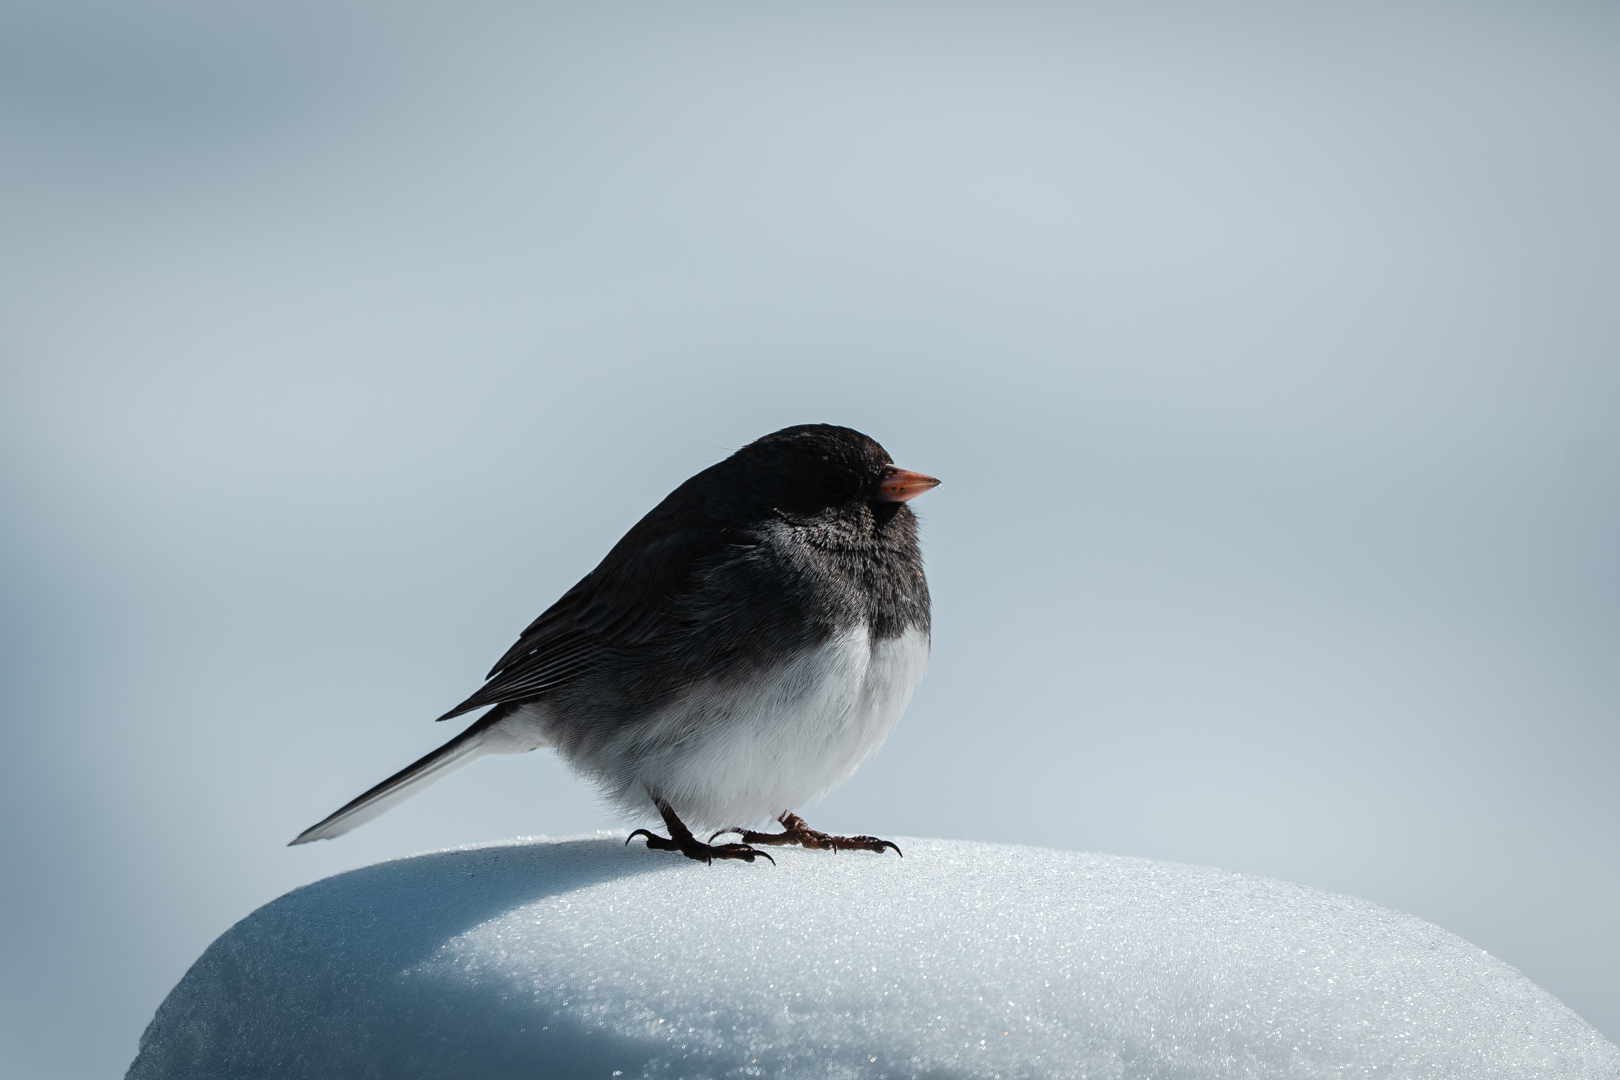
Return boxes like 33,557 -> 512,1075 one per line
541,625 -> 930,828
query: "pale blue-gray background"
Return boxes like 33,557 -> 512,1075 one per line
1,2 -> 1615,1076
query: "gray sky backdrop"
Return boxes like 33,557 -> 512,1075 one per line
1,2 -> 1616,1076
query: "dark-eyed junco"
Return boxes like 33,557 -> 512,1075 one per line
291,424 -> 939,863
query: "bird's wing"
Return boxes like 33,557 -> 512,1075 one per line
434,523 -> 735,721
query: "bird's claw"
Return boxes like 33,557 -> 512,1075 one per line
628,827 -> 773,865
715,843 -> 773,866
712,814 -> 902,856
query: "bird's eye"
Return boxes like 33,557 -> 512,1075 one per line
819,473 -> 852,497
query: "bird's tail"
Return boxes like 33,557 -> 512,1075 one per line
289,706 -> 529,845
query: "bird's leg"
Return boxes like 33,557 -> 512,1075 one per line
711,812 -> 902,857
628,798 -> 773,865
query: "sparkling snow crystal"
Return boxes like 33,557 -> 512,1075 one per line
128,836 -> 1619,1079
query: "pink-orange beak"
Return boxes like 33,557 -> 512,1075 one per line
876,467 -> 942,503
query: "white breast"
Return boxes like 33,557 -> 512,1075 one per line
570,626 -> 930,828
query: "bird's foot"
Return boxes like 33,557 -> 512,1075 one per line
626,828 -> 773,864
711,812 -> 902,857
628,798 -> 774,865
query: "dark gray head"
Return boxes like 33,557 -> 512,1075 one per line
727,424 -> 940,521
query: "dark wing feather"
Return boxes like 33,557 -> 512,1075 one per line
435,520 -> 735,722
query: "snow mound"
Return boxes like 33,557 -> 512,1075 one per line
129,836 -> 1618,1079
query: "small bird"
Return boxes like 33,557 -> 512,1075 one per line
291,424 -> 939,863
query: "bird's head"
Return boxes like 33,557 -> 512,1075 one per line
731,424 -> 940,522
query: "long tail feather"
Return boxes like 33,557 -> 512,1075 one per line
290,714 -> 504,845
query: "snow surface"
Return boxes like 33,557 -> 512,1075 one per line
129,836 -> 1618,1079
